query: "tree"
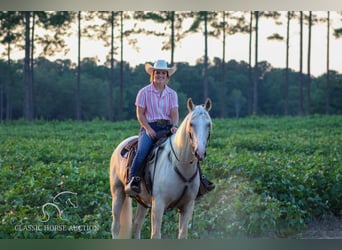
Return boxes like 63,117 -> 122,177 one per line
134,11 -> 188,66
248,11 -> 253,115
211,11 -> 249,118
302,11 -> 319,115
253,11 -> 259,115
93,11 -> 119,121
73,11 -> 98,120
285,12 -> 292,115
187,11 -> 218,101
109,11 -> 115,121
251,11 -> 281,115
76,11 -> 81,120
98,11 -> 139,121
306,11 -> 312,115
219,12 -> 228,118
298,11 -> 304,116
23,12 -> 33,121
266,11 -> 295,116
0,11 -> 23,121
119,11 -> 124,121
16,11 -> 74,121
326,11 -> 331,114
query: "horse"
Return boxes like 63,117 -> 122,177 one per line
109,98 -> 212,239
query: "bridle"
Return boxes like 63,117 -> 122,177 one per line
169,115 -> 211,165
188,128 -> 211,160
164,111 -> 211,210
169,136 -> 197,165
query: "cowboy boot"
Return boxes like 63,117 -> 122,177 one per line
125,176 -> 141,196
196,164 -> 215,199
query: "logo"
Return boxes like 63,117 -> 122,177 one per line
14,191 -> 99,235
39,191 -> 78,222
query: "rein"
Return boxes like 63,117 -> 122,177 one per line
169,136 -> 197,165
166,136 -> 199,210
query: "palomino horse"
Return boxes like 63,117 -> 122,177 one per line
110,98 -> 212,239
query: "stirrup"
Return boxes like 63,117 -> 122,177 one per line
196,175 -> 215,199
125,176 -> 141,196
201,174 -> 215,191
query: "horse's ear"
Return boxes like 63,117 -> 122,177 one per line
204,98 -> 212,112
187,98 -> 195,112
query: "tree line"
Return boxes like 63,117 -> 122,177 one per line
0,11 -> 341,121
0,56 -> 341,121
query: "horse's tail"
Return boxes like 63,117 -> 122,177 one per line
118,196 -> 132,239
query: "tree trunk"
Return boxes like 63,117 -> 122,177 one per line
6,38 -> 12,120
108,11 -> 114,121
307,11 -> 312,115
0,83 -> 3,122
119,11 -> 124,121
76,11 -> 81,120
220,11 -> 226,118
298,11 -> 304,116
31,12 -> 35,119
170,11 -> 175,65
203,11 -> 209,101
285,11 -> 290,116
24,11 -> 33,121
253,11 -> 259,115
326,11 -> 331,115
248,11 -> 253,116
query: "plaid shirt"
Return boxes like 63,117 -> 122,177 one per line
135,83 -> 178,123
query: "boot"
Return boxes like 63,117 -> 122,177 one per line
125,176 -> 141,196
196,164 -> 215,199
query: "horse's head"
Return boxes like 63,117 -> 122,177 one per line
186,98 -> 212,161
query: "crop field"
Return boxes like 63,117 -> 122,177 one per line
0,116 -> 341,239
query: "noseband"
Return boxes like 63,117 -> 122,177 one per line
188,127 -> 211,161
170,124 -> 211,164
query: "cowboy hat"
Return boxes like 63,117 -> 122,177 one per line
145,60 -> 177,76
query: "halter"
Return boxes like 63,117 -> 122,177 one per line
167,136 -> 199,211
161,108 -> 211,210
169,136 -> 197,165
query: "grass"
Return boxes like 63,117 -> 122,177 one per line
0,115 -> 341,238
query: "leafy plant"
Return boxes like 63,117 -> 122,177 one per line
0,116 -> 341,238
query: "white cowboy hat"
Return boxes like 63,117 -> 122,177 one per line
145,59 -> 177,76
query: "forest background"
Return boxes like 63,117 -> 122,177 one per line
0,11 -> 341,121
0,10 -> 341,239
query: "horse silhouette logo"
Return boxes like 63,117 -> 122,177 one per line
39,191 -> 78,222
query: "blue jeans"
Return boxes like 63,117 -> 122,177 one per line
128,123 -> 170,180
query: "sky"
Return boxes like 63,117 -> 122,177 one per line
1,11 -> 342,77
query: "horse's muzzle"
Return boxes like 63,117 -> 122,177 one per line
195,149 -> 206,161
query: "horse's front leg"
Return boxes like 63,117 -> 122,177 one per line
150,197 -> 166,239
133,204 -> 149,239
178,200 -> 195,239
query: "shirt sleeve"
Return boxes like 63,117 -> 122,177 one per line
135,88 -> 146,108
170,90 -> 179,109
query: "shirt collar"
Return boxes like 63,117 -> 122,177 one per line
151,83 -> 170,94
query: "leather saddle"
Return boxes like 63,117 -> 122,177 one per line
120,130 -> 171,193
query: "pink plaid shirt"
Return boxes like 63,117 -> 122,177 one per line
135,83 -> 178,123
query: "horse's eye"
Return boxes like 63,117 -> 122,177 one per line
189,123 -> 193,127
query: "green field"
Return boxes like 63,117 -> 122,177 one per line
0,116 -> 341,239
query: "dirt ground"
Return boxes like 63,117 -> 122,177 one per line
296,216 -> 342,239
